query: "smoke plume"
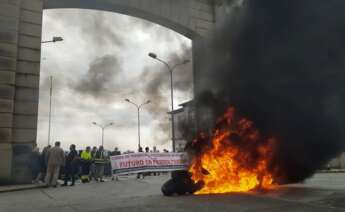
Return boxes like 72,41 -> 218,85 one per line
195,0 -> 345,183
73,55 -> 124,101
140,44 -> 193,144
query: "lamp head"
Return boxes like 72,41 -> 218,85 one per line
148,52 -> 157,59
53,36 -> 63,42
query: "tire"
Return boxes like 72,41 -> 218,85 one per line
176,190 -> 187,195
161,179 -> 176,196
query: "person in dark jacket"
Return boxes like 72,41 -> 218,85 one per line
89,146 -> 98,181
34,145 -> 51,183
31,147 -> 41,183
137,146 -> 144,179
94,146 -> 106,182
63,144 -> 79,186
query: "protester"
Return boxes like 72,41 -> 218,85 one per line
63,144 -> 79,186
33,145 -> 51,183
45,141 -> 65,187
137,146 -> 144,179
91,146 -> 98,158
111,147 -> 121,181
89,146 -> 98,181
111,147 -> 121,156
152,146 -> 160,176
31,147 -> 41,183
80,146 -> 92,183
94,146 -> 107,182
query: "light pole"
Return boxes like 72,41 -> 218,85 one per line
47,76 -> 53,146
125,99 -> 151,150
41,36 -> 63,44
92,122 -> 114,147
148,52 -> 190,152
41,37 -> 63,146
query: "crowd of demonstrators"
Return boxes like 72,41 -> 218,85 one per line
136,146 -> 165,179
30,142 -> 123,187
30,142 -> 168,187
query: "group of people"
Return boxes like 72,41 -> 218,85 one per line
31,142 -> 122,188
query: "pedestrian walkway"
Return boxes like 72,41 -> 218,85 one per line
0,184 -> 45,193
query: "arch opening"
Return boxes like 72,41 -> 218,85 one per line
43,0 -> 201,39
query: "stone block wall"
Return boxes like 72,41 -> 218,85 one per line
0,0 -> 42,184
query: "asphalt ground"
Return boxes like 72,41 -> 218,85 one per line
0,173 -> 345,212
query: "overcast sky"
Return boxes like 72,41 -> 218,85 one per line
38,9 -> 193,152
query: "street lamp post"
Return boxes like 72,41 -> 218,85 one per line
125,99 -> 151,150
92,122 -> 114,147
148,52 -> 190,152
47,76 -> 53,146
41,36 -> 63,146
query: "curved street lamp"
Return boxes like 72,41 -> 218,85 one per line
92,122 -> 114,147
41,36 -> 64,44
125,99 -> 151,150
148,52 -> 190,152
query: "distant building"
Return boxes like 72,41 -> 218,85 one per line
168,100 -> 197,152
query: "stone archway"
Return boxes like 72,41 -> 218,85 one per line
0,0 -> 216,184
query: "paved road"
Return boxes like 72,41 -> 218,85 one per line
0,173 -> 345,212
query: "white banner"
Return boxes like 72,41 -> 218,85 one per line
110,152 -> 188,175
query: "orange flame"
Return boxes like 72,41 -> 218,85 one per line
189,107 -> 276,194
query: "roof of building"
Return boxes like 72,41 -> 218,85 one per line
179,100 -> 194,107
167,108 -> 184,115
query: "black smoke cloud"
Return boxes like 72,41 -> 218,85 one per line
72,55 -> 124,101
70,44 -> 193,145
195,0 -> 345,183
137,44 -> 193,144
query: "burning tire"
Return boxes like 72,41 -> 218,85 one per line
161,171 -> 203,196
161,178 -> 177,196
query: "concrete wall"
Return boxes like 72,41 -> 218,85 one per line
0,0 -> 42,184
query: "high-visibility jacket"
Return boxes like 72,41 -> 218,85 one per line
94,150 -> 107,164
81,151 -> 92,161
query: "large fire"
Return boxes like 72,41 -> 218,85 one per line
189,107 -> 277,195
